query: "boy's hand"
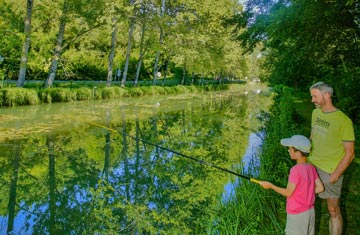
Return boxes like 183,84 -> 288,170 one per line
259,181 -> 272,189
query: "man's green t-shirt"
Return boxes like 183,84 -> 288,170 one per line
309,108 -> 355,173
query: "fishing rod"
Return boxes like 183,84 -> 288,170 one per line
75,117 -> 260,184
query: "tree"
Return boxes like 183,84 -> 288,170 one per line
17,0 -> 34,87
152,0 -> 165,85
107,17 -> 117,87
45,0 -> 69,88
121,0 -> 138,87
236,0 -> 360,121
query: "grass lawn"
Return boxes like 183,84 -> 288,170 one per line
294,91 -> 360,235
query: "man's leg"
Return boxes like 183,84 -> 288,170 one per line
327,198 -> 342,235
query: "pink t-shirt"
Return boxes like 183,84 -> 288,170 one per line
286,163 -> 318,214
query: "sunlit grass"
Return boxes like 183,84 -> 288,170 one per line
0,84 -> 235,107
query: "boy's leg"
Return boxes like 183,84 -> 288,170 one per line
286,208 -> 314,235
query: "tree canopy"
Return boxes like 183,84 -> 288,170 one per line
0,0 -> 251,86
234,0 -> 360,122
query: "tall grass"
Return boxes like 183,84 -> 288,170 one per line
0,84 -> 232,107
0,88 -> 39,106
208,86 -> 307,234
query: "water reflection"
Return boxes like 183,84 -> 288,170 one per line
222,131 -> 265,203
0,89 -> 269,234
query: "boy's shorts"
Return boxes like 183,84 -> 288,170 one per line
286,208 -> 315,235
316,167 -> 343,199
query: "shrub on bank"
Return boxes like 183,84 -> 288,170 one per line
76,87 -> 92,100
50,88 -> 76,102
101,87 -> 117,99
0,88 -> 39,106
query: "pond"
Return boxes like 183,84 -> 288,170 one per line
0,86 -> 270,234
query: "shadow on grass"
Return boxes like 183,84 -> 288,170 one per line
342,158 -> 360,235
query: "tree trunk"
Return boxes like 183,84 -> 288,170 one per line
17,0 -> 34,87
181,62 -> 186,85
121,17 -> 135,87
47,138 -> 56,235
107,18 -> 117,87
46,0 -> 68,88
162,59 -> 169,86
152,30 -> 163,85
218,70 -> 223,84
7,145 -> 20,233
135,21 -> 146,86
152,0 -> 165,85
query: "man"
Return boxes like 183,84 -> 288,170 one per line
309,82 -> 355,235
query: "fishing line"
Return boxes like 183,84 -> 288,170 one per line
73,117 -> 260,184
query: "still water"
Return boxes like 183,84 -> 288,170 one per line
0,87 -> 269,234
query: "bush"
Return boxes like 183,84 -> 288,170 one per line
101,87 -> 116,99
50,88 -> 76,102
24,89 -> 39,105
128,87 -> 144,97
1,88 -> 39,106
39,89 -> 52,103
76,87 -> 92,100
174,85 -> 188,93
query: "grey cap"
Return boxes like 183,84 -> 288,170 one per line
280,135 -> 311,153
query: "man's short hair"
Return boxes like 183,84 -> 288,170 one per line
310,81 -> 333,97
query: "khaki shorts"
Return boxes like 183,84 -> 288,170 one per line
285,208 -> 315,235
316,167 -> 343,199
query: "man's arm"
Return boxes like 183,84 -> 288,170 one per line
330,141 -> 355,184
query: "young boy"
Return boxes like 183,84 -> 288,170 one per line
260,135 -> 324,235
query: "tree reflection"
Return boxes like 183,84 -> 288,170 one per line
0,90 -> 270,234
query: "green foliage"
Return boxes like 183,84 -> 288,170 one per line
50,88 -> 76,102
0,0 -> 248,85
149,86 -> 167,95
236,0 -> 360,121
101,87 -> 117,99
75,87 -> 92,100
0,83 -> 233,107
100,87 -> 127,99
38,88 -> 78,103
209,181 -> 284,234
163,86 -> 177,94
39,89 -> 52,103
173,85 -> 189,94
0,88 -> 39,106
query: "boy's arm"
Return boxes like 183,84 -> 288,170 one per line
260,181 -> 296,197
315,178 -> 324,194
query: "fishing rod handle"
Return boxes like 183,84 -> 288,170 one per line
250,178 -> 260,184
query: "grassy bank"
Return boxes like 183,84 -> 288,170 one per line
0,83 -> 231,107
209,86 -> 360,234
